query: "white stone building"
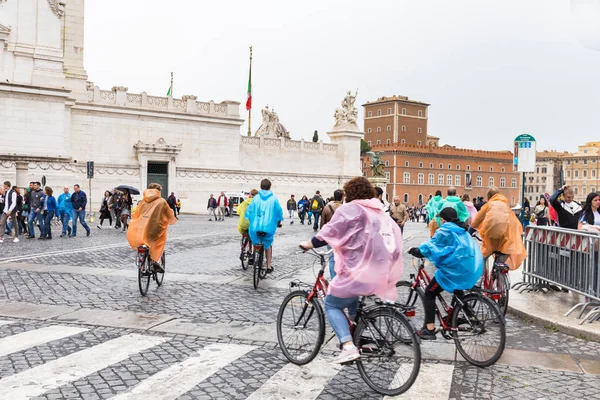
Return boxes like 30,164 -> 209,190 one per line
0,0 -> 361,213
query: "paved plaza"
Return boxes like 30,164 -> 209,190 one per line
0,216 -> 599,399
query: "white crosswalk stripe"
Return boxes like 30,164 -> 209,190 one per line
0,319 -> 16,326
112,343 -> 256,400
0,325 -> 88,358
385,363 -> 454,399
246,356 -> 342,400
0,333 -> 170,400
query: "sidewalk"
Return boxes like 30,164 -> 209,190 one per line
508,268 -> 600,342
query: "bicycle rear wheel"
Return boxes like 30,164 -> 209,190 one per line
155,253 -> 165,287
259,246 -> 268,279
138,251 -> 151,296
240,237 -> 249,270
276,290 -> 325,365
396,281 -> 426,329
452,293 -> 505,367
490,271 -> 509,316
354,307 -> 421,396
253,248 -> 263,289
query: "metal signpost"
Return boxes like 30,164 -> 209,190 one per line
87,161 -> 94,222
513,134 -> 536,218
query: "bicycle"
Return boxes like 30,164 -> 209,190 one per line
472,233 -> 510,315
240,234 -> 253,271
136,245 -> 165,296
252,232 -> 268,289
276,247 -> 421,396
396,256 -> 506,367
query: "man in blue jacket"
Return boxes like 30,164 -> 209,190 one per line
245,179 -> 284,273
71,184 -> 90,237
57,186 -> 73,237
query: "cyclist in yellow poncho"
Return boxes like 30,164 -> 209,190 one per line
237,189 -> 258,236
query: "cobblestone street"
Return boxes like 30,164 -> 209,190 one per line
0,216 -> 599,399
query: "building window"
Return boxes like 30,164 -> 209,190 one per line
575,170 -> 579,178
448,164 -> 452,169
402,125 -> 407,132
439,163 -> 443,169
500,177 -> 506,188
377,140 -> 381,145
567,160 -> 571,165
418,194 -> 423,205
490,167 -> 494,172
456,164 -> 460,170
575,186 -> 579,195
466,165 -> 471,171
368,111 -> 372,117
536,167 -> 539,173
387,108 -> 392,115
489,177 -> 494,187
385,161 -> 389,166
567,170 -> 571,178
418,128 -> 422,133
455,175 -> 461,186
592,186 -> 596,193
377,110 -> 382,116
593,170 -> 597,178
385,172 -> 390,181
405,161 -> 409,167
542,167 -> 547,173
438,174 -> 444,185
417,141 -> 422,145
584,159 -> 587,164
418,173 -> 424,185
363,162 -> 366,168
476,176 -> 482,187
404,172 -> 410,184
387,139 -> 391,144
387,125 -> 391,132
401,139 -> 406,144
377,127 -> 381,133
584,170 -> 588,178
478,166 -> 482,171
368,141 -> 371,145
428,173 -> 434,185
511,178 -> 517,188
447,174 -> 452,186
501,167 -> 505,172
402,108 -> 406,115
404,193 -> 409,203
367,128 -> 372,133
418,110 -> 423,117
583,186 -> 587,195
512,197 -> 515,205
430,163 -> 433,168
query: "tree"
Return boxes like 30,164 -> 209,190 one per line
360,138 -> 372,155
312,130 -> 319,142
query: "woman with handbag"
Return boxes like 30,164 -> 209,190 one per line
119,189 -> 133,232
534,196 -> 549,226
98,190 -> 113,229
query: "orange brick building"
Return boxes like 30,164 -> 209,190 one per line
362,95 -> 521,206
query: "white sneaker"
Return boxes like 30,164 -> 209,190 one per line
13,238 -> 19,243
0,239 -> 3,244
332,345 -> 360,364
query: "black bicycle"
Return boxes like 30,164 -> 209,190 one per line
240,235 -> 252,270
137,245 -> 165,296
252,232 -> 268,289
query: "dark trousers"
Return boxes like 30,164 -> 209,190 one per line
313,211 -> 321,230
42,211 -> 55,238
424,277 -> 444,326
100,213 -> 112,226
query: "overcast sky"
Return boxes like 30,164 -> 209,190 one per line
84,0 -> 600,153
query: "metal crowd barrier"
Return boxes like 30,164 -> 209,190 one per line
513,225 -> 600,324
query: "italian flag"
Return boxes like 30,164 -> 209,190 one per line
245,67 -> 252,111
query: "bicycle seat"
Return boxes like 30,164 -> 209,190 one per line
257,231 -> 267,237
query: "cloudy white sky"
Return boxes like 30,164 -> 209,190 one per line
85,0 -> 600,152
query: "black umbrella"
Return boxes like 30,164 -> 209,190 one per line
115,185 -> 140,195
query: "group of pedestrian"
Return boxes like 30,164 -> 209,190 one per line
96,188 -> 133,232
207,192 -> 233,221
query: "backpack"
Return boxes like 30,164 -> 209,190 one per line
311,199 -> 319,210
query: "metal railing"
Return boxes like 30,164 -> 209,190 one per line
513,225 -> 600,324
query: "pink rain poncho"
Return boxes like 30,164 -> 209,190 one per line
316,198 -> 404,301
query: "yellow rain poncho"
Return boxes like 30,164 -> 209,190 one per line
470,193 -> 527,270
126,189 -> 177,262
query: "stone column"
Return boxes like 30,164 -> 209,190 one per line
183,95 -> 198,114
15,161 -> 29,188
113,86 -> 128,107
327,124 -> 364,177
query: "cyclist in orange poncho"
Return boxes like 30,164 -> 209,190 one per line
126,183 -> 177,272
470,187 -> 527,270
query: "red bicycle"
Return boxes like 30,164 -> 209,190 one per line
276,247 -> 421,396
396,256 -> 506,367
472,233 -> 510,315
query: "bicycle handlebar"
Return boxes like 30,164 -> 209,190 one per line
299,245 -> 333,257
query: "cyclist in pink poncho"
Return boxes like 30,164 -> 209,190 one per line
299,177 -> 404,364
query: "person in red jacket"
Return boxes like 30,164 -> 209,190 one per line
216,192 -> 228,221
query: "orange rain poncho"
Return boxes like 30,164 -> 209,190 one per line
126,189 -> 177,262
471,193 -> 527,270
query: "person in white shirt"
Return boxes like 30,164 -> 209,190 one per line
0,181 -> 19,244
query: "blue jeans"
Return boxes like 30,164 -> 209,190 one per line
324,294 -> 359,344
72,209 -> 90,236
328,246 -> 336,279
313,211 -> 321,230
27,211 -> 44,238
60,212 -> 72,235
42,211 -> 55,238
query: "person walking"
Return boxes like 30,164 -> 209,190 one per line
112,190 -> 122,229
71,184 -> 91,237
27,182 -> 45,239
97,190 -> 113,228
20,186 -> 30,236
550,186 -> 582,229
176,199 -> 181,216
40,187 -> 57,240
287,195 -> 297,224
207,194 -> 218,221
217,192 -> 228,221
297,195 -> 309,225
0,181 -> 19,244
534,196 -> 550,226
57,186 -> 72,237
167,192 -> 178,219
119,189 -> 132,232
228,196 -> 234,217
310,190 -> 326,232
389,196 -> 409,235
14,187 -> 25,236
320,189 -> 344,279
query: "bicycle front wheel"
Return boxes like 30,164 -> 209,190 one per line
253,248 -> 263,289
396,281 -> 426,330
452,293 -> 506,367
276,290 -> 325,365
490,272 -> 510,316
155,253 -> 165,287
138,252 -> 151,296
240,237 -> 249,270
354,307 -> 421,396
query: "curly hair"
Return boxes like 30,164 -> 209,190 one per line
343,177 -> 376,203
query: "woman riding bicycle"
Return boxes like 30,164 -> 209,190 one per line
299,177 -> 403,364
408,207 -> 483,340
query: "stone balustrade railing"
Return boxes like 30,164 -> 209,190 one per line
85,84 -> 240,118
241,136 -> 338,152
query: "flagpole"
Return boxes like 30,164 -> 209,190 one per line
170,72 -> 174,97
247,46 -> 253,137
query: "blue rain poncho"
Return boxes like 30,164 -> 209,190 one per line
418,221 -> 483,293
245,190 -> 284,250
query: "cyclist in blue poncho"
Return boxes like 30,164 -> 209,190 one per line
245,179 -> 284,273
408,207 -> 483,340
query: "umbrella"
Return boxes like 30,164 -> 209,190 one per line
115,185 -> 140,195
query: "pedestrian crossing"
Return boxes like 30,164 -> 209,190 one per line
0,320 -> 454,400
